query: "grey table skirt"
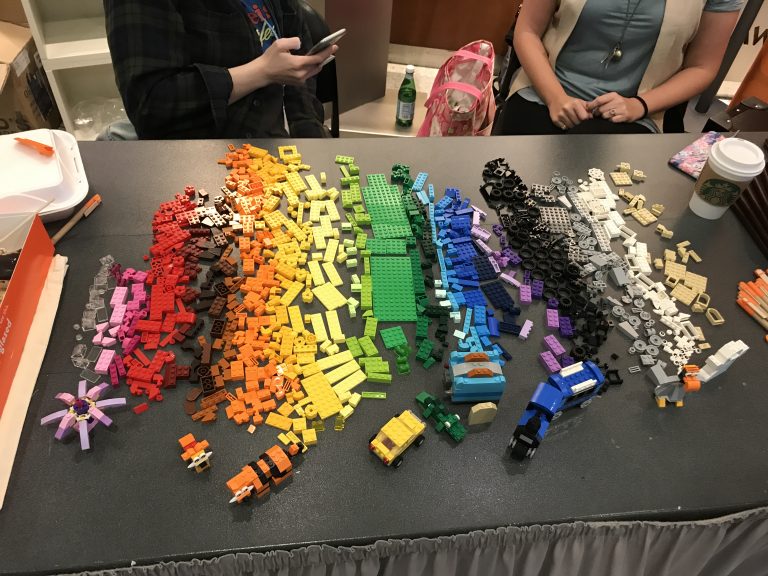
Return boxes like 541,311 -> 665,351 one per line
68,506 -> 768,576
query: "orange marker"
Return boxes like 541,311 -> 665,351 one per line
737,298 -> 768,331
14,137 -> 54,157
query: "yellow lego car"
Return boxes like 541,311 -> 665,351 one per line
369,410 -> 426,468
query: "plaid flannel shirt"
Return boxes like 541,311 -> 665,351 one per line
104,0 -> 327,139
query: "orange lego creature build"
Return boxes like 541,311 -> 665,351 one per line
226,442 -> 303,503
178,433 -> 212,473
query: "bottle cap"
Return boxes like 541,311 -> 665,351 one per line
405,64 -> 415,74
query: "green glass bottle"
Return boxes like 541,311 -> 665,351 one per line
396,64 -> 416,127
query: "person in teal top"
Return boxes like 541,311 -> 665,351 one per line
497,0 -> 743,135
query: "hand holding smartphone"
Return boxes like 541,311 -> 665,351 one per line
307,28 -> 346,67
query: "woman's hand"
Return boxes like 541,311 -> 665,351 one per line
587,92 -> 644,123
547,95 -> 591,130
258,37 -> 337,86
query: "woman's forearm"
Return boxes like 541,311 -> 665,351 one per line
639,65 -> 718,116
513,30 -> 567,106
228,58 -> 271,104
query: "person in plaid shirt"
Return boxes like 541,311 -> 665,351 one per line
104,0 -> 337,139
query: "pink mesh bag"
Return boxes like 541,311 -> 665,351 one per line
417,40 -> 496,137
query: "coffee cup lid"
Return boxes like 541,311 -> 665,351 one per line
712,138 -> 765,178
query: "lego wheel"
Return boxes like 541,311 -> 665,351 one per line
391,456 -> 403,469
414,434 -> 425,447
509,441 -> 528,461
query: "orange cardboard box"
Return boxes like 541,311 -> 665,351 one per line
0,213 -> 53,415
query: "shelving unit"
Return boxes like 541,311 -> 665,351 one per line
20,0 -> 117,136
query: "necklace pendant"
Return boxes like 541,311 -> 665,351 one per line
612,46 -> 623,62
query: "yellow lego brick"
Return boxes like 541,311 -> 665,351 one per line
309,200 -> 324,223
339,405 -> 354,420
332,369 -> 367,396
277,402 -> 295,417
312,282 -> 346,310
302,362 -> 320,377
286,171 -> 308,193
325,200 -> 340,222
310,313 -> 329,343
292,417 -> 307,432
324,238 -> 339,264
325,310 -> 345,344
266,412 -> 294,431
287,305 -> 303,332
316,350 -> 354,371
325,359 -> 361,384
313,226 -> 327,249
280,281 -> 304,306
322,261 -> 343,287
336,389 -> 352,404
301,373 -> 343,419
348,392 -> 362,408
278,433 -> 291,445
307,260 -> 325,287
278,145 -> 298,159
305,174 -> 323,192
302,428 -> 318,446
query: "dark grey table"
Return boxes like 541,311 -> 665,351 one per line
2,135 -> 768,575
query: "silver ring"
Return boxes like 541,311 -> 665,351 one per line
610,108 -> 616,117
559,123 -> 567,130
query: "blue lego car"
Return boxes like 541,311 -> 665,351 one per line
509,361 -> 605,460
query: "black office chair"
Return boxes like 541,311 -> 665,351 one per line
296,0 -> 340,137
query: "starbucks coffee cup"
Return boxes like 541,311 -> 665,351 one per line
689,137 -> 765,220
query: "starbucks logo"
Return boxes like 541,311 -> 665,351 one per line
699,178 -> 741,206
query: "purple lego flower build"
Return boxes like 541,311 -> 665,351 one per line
40,380 -> 127,450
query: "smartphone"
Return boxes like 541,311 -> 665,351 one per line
307,28 -> 346,56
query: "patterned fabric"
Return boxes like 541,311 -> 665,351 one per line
104,0 -> 325,139
241,0 -> 279,49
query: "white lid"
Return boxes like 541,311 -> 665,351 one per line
0,129 -> 88,222
405,64 -> 415,74
710,138 -> 765,180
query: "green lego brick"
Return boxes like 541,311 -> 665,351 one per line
346,336 -> 363,358
335,155 -> 354,165
341,176 -> 360,187
355,233 -> 367,250
363,257 -> 371,275
346,213 -> 357,226
358,335 -> 378,357
361,359 -> 389,375
364,316 -> 378,340
340,165 -> 350,178
353,204 -> 366,214
366,373 -> 392,384
349,164 -> 360,176
423,357 -> 436,369
416,339 -> 435,361
341,222 -> 352,233
380,326 -> 408,349
341,190 -> 355,209
371,256 -> 417,322
361,391 -> 387,399
361,274 -> 373,310
395,358 -> 411,375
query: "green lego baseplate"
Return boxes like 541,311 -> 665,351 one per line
370,256 -> 417,322
363,174 -> 412,239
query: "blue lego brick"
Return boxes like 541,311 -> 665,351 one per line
472,255 -> 498,281
529,382 -> 564,417
481,281 -> 515,312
